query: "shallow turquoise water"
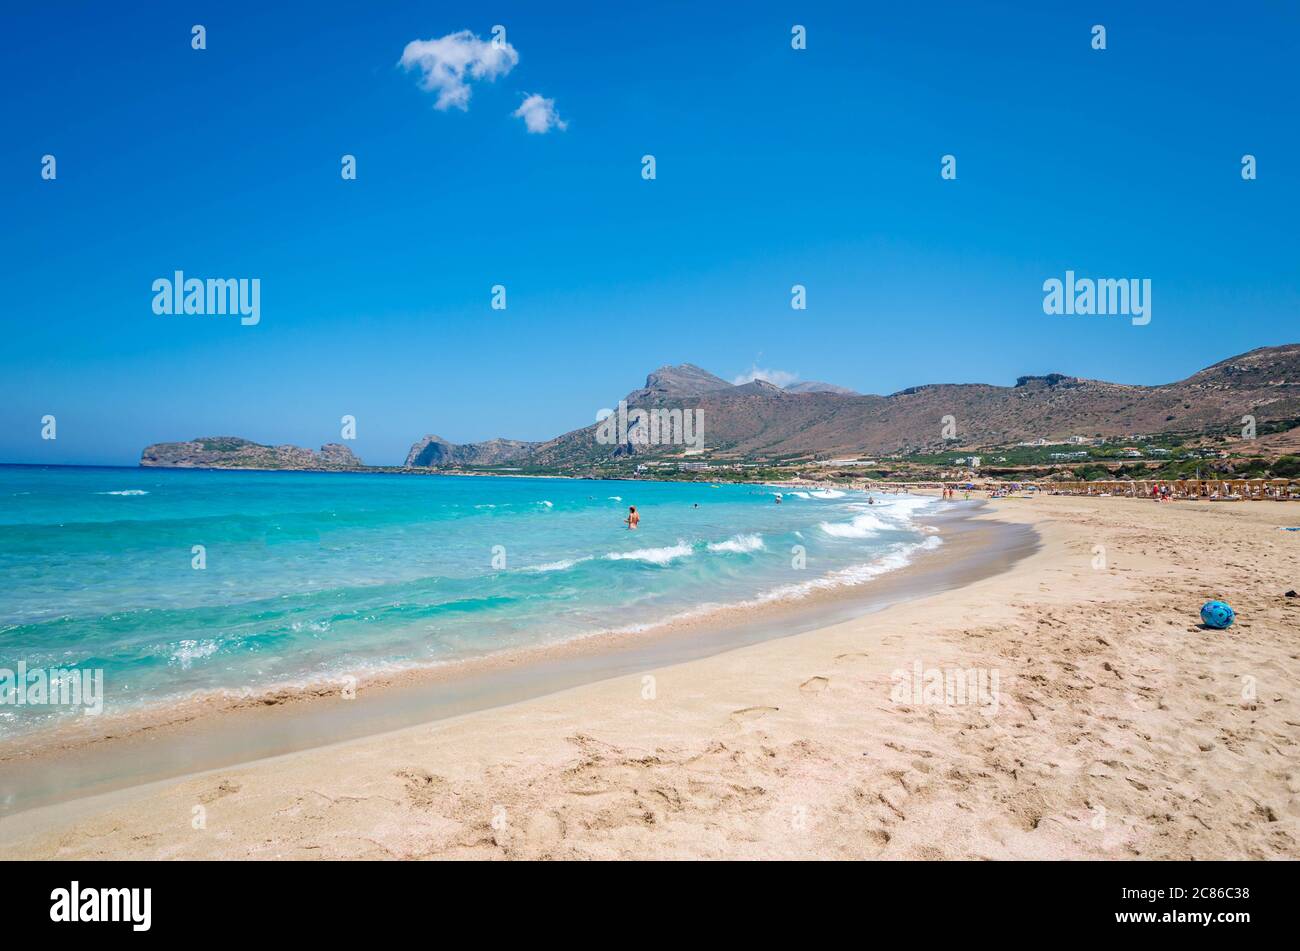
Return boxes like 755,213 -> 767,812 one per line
0,466 -> 940,734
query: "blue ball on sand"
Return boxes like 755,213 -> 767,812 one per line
1200,600 -> 1235,629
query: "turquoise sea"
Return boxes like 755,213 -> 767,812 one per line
0,466 -> 942,735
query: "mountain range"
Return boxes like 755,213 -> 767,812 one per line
409,345 -> 1300,467
139,345 -> 1300,471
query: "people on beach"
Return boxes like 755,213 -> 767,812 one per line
625,505 -> 640,529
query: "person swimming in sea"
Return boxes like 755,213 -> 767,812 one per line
625,505 -> 640,529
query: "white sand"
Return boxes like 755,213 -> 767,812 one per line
5,495 -> 1297,859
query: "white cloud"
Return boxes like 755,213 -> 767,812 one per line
732,365 -> 799,387
513,93 -> 567,133
399,30 -> 519,111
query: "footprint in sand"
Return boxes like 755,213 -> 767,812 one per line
730,706 -> 779,723
393,767 -> 448,808
800,676 -> 830,695
198,779 -> 241,803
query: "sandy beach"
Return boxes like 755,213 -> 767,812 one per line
5,494 -> 1297,860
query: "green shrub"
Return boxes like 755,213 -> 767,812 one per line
1271,455 -> 1300,478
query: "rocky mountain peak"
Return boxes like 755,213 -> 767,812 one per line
785,380 -> 859,395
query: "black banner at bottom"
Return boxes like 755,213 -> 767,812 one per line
2,859 -> 1286,937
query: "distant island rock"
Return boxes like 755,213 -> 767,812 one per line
404,434 -> 539,468
141,436 -> 363,470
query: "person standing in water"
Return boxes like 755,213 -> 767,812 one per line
625,505 -> 640,529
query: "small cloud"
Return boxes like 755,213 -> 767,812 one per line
399,29 -> 519,111
732,365 -> 799,387
513,93 -> 567,133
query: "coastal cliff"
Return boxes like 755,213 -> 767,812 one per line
404,435 -> 539,467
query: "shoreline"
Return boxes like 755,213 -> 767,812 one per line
5,495 -> 1296,859
0,500 -> 1028,817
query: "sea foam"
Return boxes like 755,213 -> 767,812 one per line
604,541 -> 694,565
707,533 -> 765,554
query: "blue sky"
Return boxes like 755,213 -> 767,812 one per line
2,1 -> 1297,466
